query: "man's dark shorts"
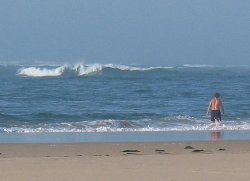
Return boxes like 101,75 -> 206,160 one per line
211,110 -> 221,122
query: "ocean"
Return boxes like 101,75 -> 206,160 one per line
0,63 -> 250,142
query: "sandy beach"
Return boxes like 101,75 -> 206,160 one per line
0,141 -> 250,181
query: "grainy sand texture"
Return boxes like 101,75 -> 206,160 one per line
0,141 -> 250,181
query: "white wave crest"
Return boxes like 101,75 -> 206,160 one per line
17,63 -> 104,77
183,64 -> 215,68
78,64 -> 103,75
18,66 -> 65,77
104,64 -> 174,71
18,63 -> 239,77
17,63 -> 176,77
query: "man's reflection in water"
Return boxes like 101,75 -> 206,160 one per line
210,131 -> 223,140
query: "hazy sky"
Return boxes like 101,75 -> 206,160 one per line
0,0 -> 249,66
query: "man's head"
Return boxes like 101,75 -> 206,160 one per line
214,92 -> 220,98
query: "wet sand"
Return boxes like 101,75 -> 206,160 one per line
0,141 -> 250,181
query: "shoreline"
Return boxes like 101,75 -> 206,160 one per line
1,140 -> 250,181
0,130 -> 250,143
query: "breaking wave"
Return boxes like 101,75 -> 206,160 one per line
16,63 -> 249,77
17,63 -> 103,77
17,63 -> 174,77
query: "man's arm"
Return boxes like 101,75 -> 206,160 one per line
221,102 -> 225,114
206,101 -> 212,115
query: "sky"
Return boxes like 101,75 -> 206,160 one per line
0,0 -> 249,66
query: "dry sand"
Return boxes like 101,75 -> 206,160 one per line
0,141 -> 250,181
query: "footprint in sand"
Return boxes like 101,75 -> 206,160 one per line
192,149 -> 204,153
155,149 -> 168,154
184,146 -> 195,149
122,150 -> 141,155
218,148 -> 226,151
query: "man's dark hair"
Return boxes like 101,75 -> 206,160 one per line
214,92 -> 220,98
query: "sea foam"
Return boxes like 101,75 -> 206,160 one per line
2,118 -> 250,133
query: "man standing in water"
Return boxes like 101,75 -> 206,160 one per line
206,92 -> 225,122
